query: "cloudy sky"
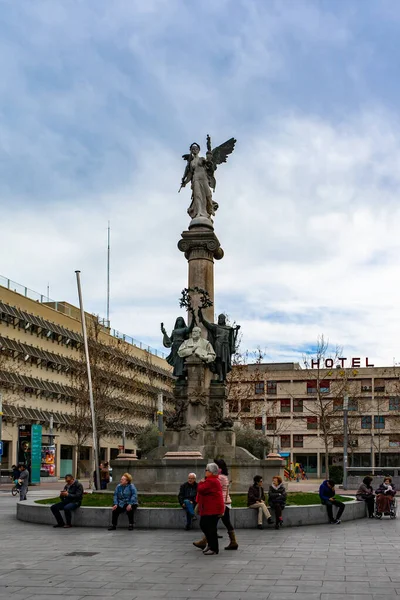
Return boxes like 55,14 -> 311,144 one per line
1,0 -> 400,366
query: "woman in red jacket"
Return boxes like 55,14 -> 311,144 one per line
195,462 -> 225,555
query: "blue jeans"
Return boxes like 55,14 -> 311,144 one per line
183,499 -> 195,526
51,501 -> 80,526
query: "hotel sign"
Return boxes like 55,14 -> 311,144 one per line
311,357 -> 374,369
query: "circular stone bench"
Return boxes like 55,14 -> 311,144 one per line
17,498 -> 366,528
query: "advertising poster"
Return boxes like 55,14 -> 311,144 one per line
30,424 -> 43,484
41,445 -> 56,476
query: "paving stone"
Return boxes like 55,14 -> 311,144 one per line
3,493 -> 400,600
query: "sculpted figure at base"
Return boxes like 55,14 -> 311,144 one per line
180,135 -> 236,224
198,308 -> 240,383
178,327 -> 216,364
161,313 -> 195,379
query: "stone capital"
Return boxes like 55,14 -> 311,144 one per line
178,229 -> 224,262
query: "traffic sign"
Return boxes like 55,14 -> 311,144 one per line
0,441 -> 3,456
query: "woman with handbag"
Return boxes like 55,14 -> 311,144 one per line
214,458 -> 238,550
193,463 -> 225,556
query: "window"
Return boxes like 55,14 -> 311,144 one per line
348,398 -> 359,411
281,435 -> 291,448
241,401 -> 251,413
333,398 -> 343,411
374,415 -> 385,429
267,381 -> 277,395
361,378 -> 372,392
255,381 -> 264,395
293,399 -> 303,412
280,399 -> 291,413
307,416 -> 318,430
361,416 -> 372,429
389,397 -> 400,411
267,417 -> 276,431
333,435 -> 344,447
320,380 -> 330,393
389,435 -> 400,448
374,378 -> 385,393
254,416 -> 262,431
293,435 -> 303,448
229,400 -> 239,413
307,381 -> 317,395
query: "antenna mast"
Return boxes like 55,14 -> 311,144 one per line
106,221 -> 110,327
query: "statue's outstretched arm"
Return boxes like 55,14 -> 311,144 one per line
161,323 -> 172,348
198,308 -> 214,332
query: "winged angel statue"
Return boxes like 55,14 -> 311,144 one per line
179,135 -> 236,224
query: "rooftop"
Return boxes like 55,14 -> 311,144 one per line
0,274 -> 165,360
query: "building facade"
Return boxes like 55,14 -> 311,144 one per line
0,278 -> 173,478
228,362 -> 400,477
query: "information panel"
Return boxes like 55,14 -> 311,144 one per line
31,424 -> 43,484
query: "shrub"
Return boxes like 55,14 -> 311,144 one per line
137,424 -> 159,457
234,426 -> 270,459
329,465 -> 343,484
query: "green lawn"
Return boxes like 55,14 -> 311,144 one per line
36,492 -> 352,508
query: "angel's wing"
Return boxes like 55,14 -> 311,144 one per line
211,137 -> 237,165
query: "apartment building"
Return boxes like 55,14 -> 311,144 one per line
0,276 -> 173,478
228,361 -> 400,477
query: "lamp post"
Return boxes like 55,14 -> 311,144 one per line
262,405 -> 267,459
343,394 -> 349,490
75,271 -> 100,493
157,392 -> 164,447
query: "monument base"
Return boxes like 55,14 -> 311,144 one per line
110,457 -> 284,493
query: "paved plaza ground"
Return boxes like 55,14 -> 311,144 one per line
2,487 -> 400,600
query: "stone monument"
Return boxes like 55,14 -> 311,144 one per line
111,135 -> 284,492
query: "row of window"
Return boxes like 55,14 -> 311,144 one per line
235,397 -> 400,414
254,415 -> 388,431
253,380 -> 390,396
277,433 -> 400,449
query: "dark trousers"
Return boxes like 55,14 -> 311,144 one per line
362,495 -> 375,517
220,506 -> 234,532
51,501 -> 80,526
271,502 -> 284,522
200,515 -> 219,553
326,500 -> 345,522
112,505 -> 136,527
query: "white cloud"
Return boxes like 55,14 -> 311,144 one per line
1,1 -> 400,367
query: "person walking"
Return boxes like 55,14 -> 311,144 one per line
375,476 -> 396,516
214,458 -> 238,550
50,474 -> 84,528
178,473 -> 198,530
18,464 -> 29,501
319,479 -> 345,524
268,475 -> 287,530
247,475 -> 273,529
108,473 -> 138,531
100,462 -> 110,490
193,463 -> 224,556
356,476 -> 375,518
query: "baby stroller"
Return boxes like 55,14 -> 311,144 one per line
375,496 -> 397,519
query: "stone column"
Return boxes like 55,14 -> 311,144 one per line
178,227 -> 223,330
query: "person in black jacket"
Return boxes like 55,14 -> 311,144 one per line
247,475 -> 273,529
268,476 -> 287,530
178,473 -> 198,530
50,474 -> 84,528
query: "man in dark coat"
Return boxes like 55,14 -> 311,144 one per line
178,473 -> 198,530
51,474 -> 84,528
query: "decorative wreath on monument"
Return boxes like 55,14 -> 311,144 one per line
179,287 -> 213,312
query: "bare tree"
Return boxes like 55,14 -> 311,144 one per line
69,316 -> 165,476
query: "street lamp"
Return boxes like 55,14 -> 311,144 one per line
343,394 -> 349,490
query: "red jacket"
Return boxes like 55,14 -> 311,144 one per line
196,475 -> 225,516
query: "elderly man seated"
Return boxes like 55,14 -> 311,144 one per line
178,473 -> 198,530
